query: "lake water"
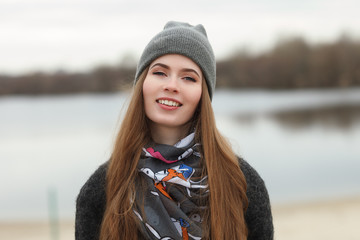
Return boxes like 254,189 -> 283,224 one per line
1,88 -> 360,220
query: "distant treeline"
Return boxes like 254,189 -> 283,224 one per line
1,35 -> 360,95
217,35 -> 360,89
0,66 -> 135,95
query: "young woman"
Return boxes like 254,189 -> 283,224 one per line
76,21 -> 273,240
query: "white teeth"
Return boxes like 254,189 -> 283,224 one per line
158,99 -> 180,107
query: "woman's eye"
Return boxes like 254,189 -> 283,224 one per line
153,71 -> 166,76
184,76 -> 196,82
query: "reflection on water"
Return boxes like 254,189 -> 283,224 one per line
241,104 -> 360,130
270,104 -> 360,130
1,88 -> 360,220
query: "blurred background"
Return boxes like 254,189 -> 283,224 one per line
1,0 -> 360,239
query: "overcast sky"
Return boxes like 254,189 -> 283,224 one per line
1,0 -> 359,74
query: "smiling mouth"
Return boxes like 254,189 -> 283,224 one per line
156,99 -> 182,107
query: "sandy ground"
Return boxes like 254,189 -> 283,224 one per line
1,196 -> 359,240
273,196 -> 360,240
0,220 -> 74,240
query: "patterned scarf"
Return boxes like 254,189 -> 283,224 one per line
134,132 -> 208,240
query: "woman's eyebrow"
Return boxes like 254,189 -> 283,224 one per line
182,68 -> 200,78
150,63 -> 200,78
150,63 -> 169,70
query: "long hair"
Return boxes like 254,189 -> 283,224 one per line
195,80 -> 248,239
100,69 -> 248,240
100,68 -> 150,240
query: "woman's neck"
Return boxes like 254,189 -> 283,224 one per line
149,123 -> 190,145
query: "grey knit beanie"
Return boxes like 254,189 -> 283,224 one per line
135,21 -> 216,99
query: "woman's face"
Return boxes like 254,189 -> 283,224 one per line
143,54 -> 203,132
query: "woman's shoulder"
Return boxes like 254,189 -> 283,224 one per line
238,157 -> 270,206
76,162 -> 109,218
238,157 -> 265,187
77,161 -> 108,202
238,157 -> 274,240
75,162 -> 109,239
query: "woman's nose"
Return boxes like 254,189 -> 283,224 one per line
164,76 -> 179,93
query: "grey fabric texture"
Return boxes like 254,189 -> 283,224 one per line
75,158 -> 274,239
135,21 -> 216,99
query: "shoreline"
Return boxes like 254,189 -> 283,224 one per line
1,196 -> 359,240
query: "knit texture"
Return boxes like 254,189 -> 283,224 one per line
75,158 -> 274,240
135,21 -> 216,99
